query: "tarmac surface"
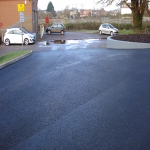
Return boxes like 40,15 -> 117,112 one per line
0,32 -> 107,56
0,32 -> 150,150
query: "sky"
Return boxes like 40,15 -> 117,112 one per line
38,0 -> 118,11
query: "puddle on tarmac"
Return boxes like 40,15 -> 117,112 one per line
39,39 -> 101,45
54,40 -> 66,44
38,39 -> 106,49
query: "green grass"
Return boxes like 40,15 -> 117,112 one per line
73,29 -> 141,34
75,29 -> 142,35
72,30 -> 98,34
0,50 -> 31,65
119,29 -> 141,35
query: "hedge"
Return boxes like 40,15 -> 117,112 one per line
39,22 -> 150,31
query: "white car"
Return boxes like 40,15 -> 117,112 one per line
4,28 -> 35,46
99,23 -> 119,36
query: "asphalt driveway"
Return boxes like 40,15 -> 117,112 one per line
0,32 -> 150,150
0,32 -> 108,55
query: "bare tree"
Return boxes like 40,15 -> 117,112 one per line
56,11 -> 63,19
97,0 -> 150,29
63,6 -> 70,18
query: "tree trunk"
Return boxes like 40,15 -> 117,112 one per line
131,0 -> 145,30
132,10 -> 143,29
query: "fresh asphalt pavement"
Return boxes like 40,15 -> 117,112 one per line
0,32 -> 150,150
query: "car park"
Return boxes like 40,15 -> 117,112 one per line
45,23 -> 66,35
99,23 -> 119,36
4,28 -> 35,46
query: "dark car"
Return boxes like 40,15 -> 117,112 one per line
46,23 -> 66,35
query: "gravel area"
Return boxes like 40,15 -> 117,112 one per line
112,34 -> 150,43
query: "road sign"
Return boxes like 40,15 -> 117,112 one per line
20,12 -> 24,22
20,19 -> 24,22
18,4 -> 25,12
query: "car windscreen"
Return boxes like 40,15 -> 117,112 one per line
61,24 -> 65,27
20,29 -> 28,34
108,25 -> 114,29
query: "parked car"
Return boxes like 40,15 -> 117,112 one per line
4,28 -> 35,46
10,27 -> 36,39
99,23 -> 119,36
45,23 -> 66,35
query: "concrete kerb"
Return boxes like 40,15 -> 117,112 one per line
0,50 -> 32,69
107,36 -> 150,49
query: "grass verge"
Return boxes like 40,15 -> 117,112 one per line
0,50 -> 31,65
72,29 -> 141,34
119,29 -> 141,35
72,30 -> 98,34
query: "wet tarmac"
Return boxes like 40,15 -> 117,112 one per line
38,39 -> 107,50
0,32 -> 108,55
1,46 -> 150,149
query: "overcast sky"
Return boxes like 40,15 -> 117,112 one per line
38,0 -> 118,11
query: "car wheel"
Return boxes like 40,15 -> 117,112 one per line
110,31 -> 113,36
48,30 -> 51,35
24,38 -> 29,45
5,39 -> 10,46
61,30 -> 64,35
99,30 -> 102,35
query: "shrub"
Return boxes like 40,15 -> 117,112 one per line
64,22 -> 100,30
112,23 -> 133,30
39,22 -> 137,31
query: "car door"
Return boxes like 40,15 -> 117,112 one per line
13,30 -> 22,43
102,24 -> 107,34
51,24 -> 57,33
105,25 -> 109,34
57,24 -> 63,32
55,24 -> 60,33
107,25 -> 112,34
5,30 -> 15,43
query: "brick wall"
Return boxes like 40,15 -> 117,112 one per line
0,0 -> 38,38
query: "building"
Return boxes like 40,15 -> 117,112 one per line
80,9 -> 92,18
0,0 -> 38,38
70,10 -> 78,18
92,10 -> 100,17
120,2 -> 131,15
